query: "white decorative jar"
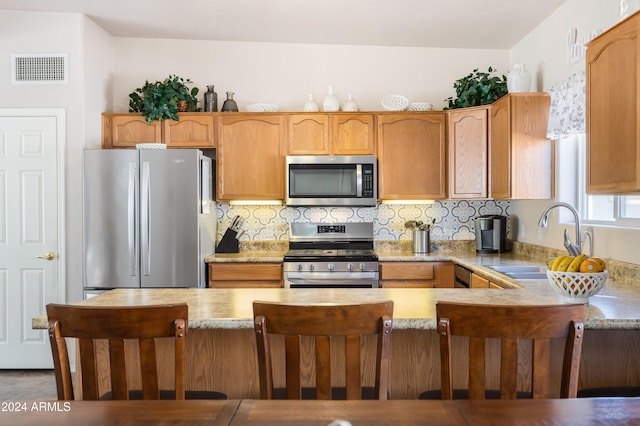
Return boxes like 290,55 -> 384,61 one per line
322,85 -> 340,112
507,64 -> 531,93
342,94 -> 358,112
303,94 -> 319,112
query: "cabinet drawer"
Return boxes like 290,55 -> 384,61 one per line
380,262 -> 434,280
209,263 -> 282,281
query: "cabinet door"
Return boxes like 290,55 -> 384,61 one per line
208,263 -> 283,288
287,114 -> 330,154
163,113 -> 215,148
490,94 -> 552,199
586,13 -> 640,193
379,261 -> 453,288
377,113 -> 447,200
447,107 -> 489,199
103,114 -> 162,148
490,97 -> 511,199
330,114 -> 376,154
217,114 -> 285,200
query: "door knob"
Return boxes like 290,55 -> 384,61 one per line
36,252 -> 55,261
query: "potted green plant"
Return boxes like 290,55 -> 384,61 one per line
128,74 -> 201,122
444,67 -> 508,110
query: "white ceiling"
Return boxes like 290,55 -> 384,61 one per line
0,0 -> 566,49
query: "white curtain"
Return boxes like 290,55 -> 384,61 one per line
546,71 -> 586,140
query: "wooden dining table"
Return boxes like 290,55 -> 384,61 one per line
2,397 -> 640,425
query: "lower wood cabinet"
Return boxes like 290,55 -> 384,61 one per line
208,262 -> 283,288
471,273 -> 504,289
379,261 -> 454,288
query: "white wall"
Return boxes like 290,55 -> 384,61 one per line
112,38 -> 509,112
0,10 -> 114,303
509,0 -> 639,265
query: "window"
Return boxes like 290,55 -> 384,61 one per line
566,134 -> 640,226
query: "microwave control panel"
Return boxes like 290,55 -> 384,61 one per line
362,164 -> 375,197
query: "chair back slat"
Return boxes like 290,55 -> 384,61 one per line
468,336 -> 486,399
46,303 -> 188,401
78,337 -> 99,400
345,335 -> 361,400
108,339 -> 128,400
437,301 -> 586,400
254,300 -> 394,400
500,338 -> 519,399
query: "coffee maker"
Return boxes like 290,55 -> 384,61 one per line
474,215 -> 508,254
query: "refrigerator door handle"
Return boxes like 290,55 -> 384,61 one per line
128,161 -> 137,276
141,160 -> 151,276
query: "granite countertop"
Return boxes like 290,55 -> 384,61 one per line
35,245 -> 640,332
33,258 -> 640,331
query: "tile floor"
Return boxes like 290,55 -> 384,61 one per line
0,370 -> 59,401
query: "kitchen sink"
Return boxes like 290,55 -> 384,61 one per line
487,265 -> 548,280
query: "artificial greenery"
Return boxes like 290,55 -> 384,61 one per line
128,75 -> 201,122
444,67 -> 508,110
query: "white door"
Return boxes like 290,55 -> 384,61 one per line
0,110 -> 64,368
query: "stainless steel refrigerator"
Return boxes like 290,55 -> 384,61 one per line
83,149 -> 216,298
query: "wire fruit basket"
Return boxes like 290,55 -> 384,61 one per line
546,270 -> 608,303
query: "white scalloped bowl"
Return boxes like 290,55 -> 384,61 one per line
381,95 -> 409,111
246,103 -> 279,112
408,102 -> 433,111
547,270 -> 608,303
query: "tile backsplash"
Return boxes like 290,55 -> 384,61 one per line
217,200 -> 510,241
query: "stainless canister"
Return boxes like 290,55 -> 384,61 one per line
412,229 -> 430,254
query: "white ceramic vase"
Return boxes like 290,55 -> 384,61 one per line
342,94 -> 358,112
303,94 -> 319,112
620,0 -> 640,20
322,85 -> 340,112
507,64 -> 531,93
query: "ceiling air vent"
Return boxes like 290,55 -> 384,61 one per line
11,53 -> 68,84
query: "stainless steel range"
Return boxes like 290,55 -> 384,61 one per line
283,222 -> 379,288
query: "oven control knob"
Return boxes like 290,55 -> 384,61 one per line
309,264 -> 315,271
347,263 -> 354,271
297,264 -> 303,271
359,263 -> 366,271
328,263 -> 335,271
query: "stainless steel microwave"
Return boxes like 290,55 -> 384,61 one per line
285,155 -> 377,206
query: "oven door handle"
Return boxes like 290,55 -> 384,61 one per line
284,272 -> 378,280
285,278 -> 379,286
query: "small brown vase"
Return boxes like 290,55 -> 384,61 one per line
177,100 -> 189,112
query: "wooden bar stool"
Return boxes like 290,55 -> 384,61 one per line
253,300 -> 394,400
46,303 -> 226,401
421,302 -> 586,400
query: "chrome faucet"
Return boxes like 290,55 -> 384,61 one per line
538,202 -> 582,256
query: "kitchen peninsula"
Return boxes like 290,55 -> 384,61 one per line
34,252 -> 640,400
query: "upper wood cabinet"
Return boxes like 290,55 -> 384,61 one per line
163,113 -> 215,148
377,112 -> 447,200
216,113 -> 285,201
102,113 -> 214,148
447,106 -> 489,199
586,11 -> 640,194
489,93 -> 553,199
102,113 -> 161,148
286,113 -> 375,155
287,114 -> 329,154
